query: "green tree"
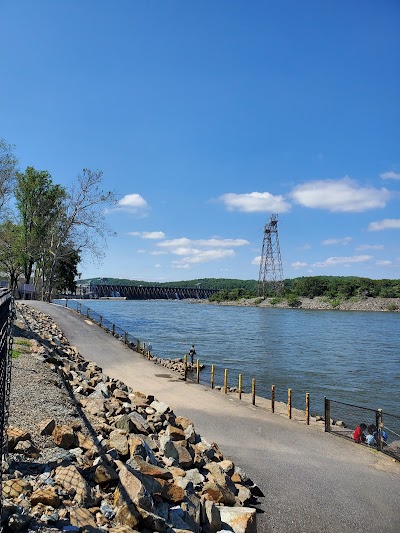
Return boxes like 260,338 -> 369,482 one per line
0,220 -> 24,292
53,246 -> 81,293
15,167 -> 66,284
0,138 -> 18,214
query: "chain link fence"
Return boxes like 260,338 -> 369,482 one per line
325,398 -> 400,461
0,289 -> 14,519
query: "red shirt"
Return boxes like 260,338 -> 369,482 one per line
353,426 -> 365,443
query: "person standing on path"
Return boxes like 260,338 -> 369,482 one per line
189,344 -> 196,365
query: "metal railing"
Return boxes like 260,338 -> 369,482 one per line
324,398 -> 400,461
0,289 -> 13,518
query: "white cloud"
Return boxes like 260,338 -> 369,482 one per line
128,231 -> 165,239
321,237 -> 352,246
380,171 -> 400,180
149,250 -> 167,256
218,192 -> 291,213
117,194 -> 149,214
291,261 -> 308,268
313,255 -> 372,267
355,244 -> 384,251
251,256 -> 261,265
158,237 -> 249,249
291,177 -> 391,212
368,219 -> 400,231
172,249 -> 236,268
376,260 -> 392,266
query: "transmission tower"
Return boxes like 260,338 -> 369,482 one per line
258,214 -> 284,296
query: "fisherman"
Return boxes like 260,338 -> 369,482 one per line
189,344 -> 196,365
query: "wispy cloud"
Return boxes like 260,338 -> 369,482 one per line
251,256 -> 261,265
321,237 -> 352,246
291,261 -> 308,268
117,194 -> 149,215
128,231 -> 165,239
172,249 -> 235,268
313,255 -> 372,267
355,244 -> 384,251
218,192 -> 291,213
368,219 -> 400,231
376,260 -> 392,266
380,171 -> 400,180
158,237 -> 249,248
291,177 -> 391,212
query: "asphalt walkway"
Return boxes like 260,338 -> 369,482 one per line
24,301 -> 399,532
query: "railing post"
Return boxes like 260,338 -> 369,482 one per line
238,374 -> 242,400
65,297 -> 68,307
124,332 -> 128,344
288,388 -> 292,419
196,359 -> 200,384
87,307 -> 90,318
137,339 -> 140,352
324,397 -> 331,432
252,378 -> 256,405
99,315 -> 102,327
184,354 -> 187,381
376,408 -> 383,451
211,364 -> 215,389
224,369 -> 228,394
112,323 -> 115,336
306,392 -> 310,425
271,384 -> 275,413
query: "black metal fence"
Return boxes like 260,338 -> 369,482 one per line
325,398 -> 400,461
0,289 -> 13,518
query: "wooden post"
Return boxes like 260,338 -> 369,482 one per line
184,354 -> 187,381
288,388 -> 292,419
124,332 -> 128,344
99,315 -> 102,327
238,374 -> 242,400
196,359 -> 200,384
324,397 -> 331,432
271,384 -> 275,413
112,323 -> 115,336
306,392 -> 310,425
376,408 -> 383,451
252,378 -> 256,405
224,369 -> 228,394
87,307 -> 90,318
137,339 -> 140,352
211,364 -> 215,389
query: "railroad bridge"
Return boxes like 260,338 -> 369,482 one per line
91,284 -> 219,300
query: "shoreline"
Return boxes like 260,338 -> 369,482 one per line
200,296 -> 400,313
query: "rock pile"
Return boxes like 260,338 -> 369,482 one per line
2,304 -> 263,532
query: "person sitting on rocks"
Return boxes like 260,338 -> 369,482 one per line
365,425 -> 376,446
353,423 -> 367,443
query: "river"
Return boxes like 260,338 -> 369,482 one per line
57,298 -> 399,424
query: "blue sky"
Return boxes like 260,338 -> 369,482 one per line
1,1 -> 399,281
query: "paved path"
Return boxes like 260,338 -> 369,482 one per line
24,302 -> 399,532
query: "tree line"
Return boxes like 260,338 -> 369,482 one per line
83,275 -> 400,300
0,138 -> 115,301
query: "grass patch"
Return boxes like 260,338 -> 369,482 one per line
13,338 -> 30,346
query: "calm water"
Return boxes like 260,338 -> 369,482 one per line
60,299 -> 400,420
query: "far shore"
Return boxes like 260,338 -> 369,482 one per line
197,296 -> 400,312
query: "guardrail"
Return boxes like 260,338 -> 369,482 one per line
0,289 -> 14,518
62,298 -> 399,462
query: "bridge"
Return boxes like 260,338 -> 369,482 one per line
87,284 -> 219,300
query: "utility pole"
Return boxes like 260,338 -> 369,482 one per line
258,214 -> 284,297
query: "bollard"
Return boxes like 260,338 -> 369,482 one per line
271,384 -> 275,413
224,369 -> 228,394
288,388 -> 292,419
306,392 -> 310,425
238,374 -> 242,400
211,364 -> 215,389
99,315 -> 102,327
124,332 -> 128,344
324,397 -> 331,432
196,359 -> 200,384
376,408 -> 383,451
252,378 -> 256,405
184,354 -> 187,381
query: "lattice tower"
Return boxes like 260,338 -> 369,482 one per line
258,214 -> 284,296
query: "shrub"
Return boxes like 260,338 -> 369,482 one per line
270,297 -> 282,306
286,295 -> 302,308
386,303 -> 399,311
